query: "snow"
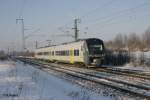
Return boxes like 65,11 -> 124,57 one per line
133,51 -> 150,59
0,60 -> 112,100
117,63 -> 150,73
108,51 -> 150,72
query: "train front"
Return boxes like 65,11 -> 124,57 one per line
86,38 -> 105,66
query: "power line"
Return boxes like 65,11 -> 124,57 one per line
80,0 -> 116,19
88,7 -> 150,36
101,8 -> 150,30
86,1 -> 150,27
51,0 -> 117,36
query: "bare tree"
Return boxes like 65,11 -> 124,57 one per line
105,27 -> 150,51
144,27 -> 150,50
127,33 -> 141,51
114,33 -> 124,50
105,33 -> 127,50
123,34 -> 128,50
104,40 -> 113,49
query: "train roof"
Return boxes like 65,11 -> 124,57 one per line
37,38 -> 103,49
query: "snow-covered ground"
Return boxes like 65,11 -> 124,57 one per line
117,63 -> 150,73
133,51 -> 150,59
0,60 -> 112,100
118,51 -> 150,72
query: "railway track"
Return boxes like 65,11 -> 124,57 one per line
39,60 -> 150,80
53,62 -> 150,80
17,58 -> 150,99
32,58 -> 150,80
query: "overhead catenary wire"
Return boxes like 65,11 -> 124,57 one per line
85,1 -> 150,27
79,0 -> 116,19
51,0 -> 117,35
95,6 -> 150,30
88,6 -> 150,38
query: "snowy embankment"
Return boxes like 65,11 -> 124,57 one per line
119,51 -> 150,72
0,60 -> 111,100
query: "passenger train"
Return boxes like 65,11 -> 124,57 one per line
35,38 -> 105,67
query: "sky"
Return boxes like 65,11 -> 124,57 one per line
0,0 -> 150,51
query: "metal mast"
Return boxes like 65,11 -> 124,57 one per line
72,19 -> 80,41
16,18 -> 25,52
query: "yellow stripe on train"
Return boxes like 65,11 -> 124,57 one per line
70,49 -> 74,64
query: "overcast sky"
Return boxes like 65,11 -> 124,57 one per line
0,0 -> 150,51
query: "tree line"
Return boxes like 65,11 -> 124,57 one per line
105,27 -> 150,51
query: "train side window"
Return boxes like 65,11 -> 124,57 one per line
52,51 -> 54,56
50,51 -> 52,55
66,50 -> 69,56
46,52 -> 49,55
37,52 -> 40,55
67,50 -> 69,56
74,50 -> 76,56
77,50 -> 79,56
56,51 -> 59,56
44,52 -> 46,55
62,50 -> 65,56
64,50 -> 67,56
74,49 -> 79,56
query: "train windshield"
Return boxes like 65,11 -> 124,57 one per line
86,39 -> 104,55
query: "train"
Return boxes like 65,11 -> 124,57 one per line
35,38 -> 105,67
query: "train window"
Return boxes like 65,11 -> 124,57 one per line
74,50 -> 76,56
58,50 -> 70,56
59,51 -> 61,56
65,51 -> 66,56
60,51 -> 61,55
58,50 -> 67,56
61,51 -> 63,56
52,51 -> 54,56
49,51 -> 51,55
90,45 -> 103,50
77,50 -> 79,56
38,52 -> 42,55
66,50 -> 68,56
55,51 -> 57,55
44,52 -> 48,55
66,50 -> 69,56
37,52 -> 40,55
74,49 -> 79,56
62,51 -> 65,56
55,51 -> 59,56
60,51 -> 61,56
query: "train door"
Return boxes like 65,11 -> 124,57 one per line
70,49 -> 74,64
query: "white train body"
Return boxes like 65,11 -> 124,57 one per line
35,38 -> 105,67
